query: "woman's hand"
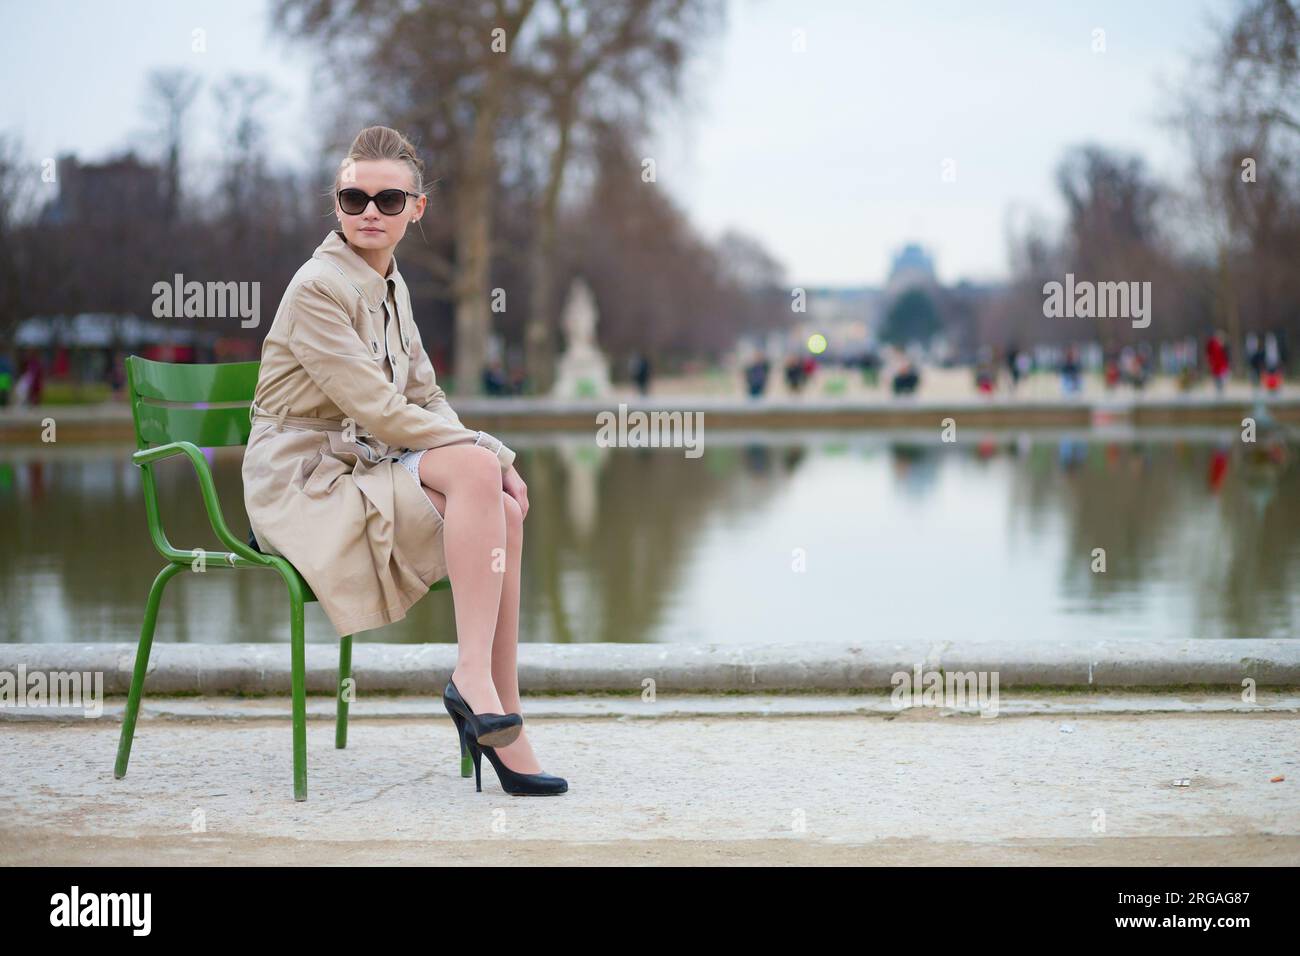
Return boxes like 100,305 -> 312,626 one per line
502,464 -> 529,520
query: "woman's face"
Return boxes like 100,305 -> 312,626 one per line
335,158 -> 427,254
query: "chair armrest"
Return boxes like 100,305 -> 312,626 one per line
133,441 -> 268,565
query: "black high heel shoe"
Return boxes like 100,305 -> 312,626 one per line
464,731 -> 568,796
443,678 -> 522,748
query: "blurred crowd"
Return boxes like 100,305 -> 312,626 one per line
0,329 -> 1290,408
966,330 -> 1289,399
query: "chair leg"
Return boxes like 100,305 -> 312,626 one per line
288,586 -> 308,802
336,635 -> 352,749
115,563 -> 185,779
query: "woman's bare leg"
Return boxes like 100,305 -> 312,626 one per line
421,484 -> 542,773
488,492 -> 543,773
416,444 -> 508,718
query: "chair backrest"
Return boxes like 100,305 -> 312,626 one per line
126,356 -> 260,449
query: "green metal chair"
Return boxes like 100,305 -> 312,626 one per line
113,356 -> 451,801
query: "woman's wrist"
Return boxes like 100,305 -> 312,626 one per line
474,431 -> 516,471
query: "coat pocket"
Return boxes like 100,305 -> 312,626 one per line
299,447 -> 325,485
301,451 -> 345,498
301,434 -> 356,497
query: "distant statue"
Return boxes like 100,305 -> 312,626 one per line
551,277 -> 611,398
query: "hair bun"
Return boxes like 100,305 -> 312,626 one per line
336,125 -> 425,195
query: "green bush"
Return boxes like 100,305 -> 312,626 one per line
39,382 -> 113,405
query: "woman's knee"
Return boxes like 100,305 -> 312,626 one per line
463,446 -> 503,496
420,443 -> 501,496
502,492 -> 523,533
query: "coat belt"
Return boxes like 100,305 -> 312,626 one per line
250,401 -> 370,436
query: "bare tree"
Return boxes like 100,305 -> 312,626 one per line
1222,0 -> 1300,133
212,74 -> 273,237
515,0 -> 723,392
273,0 -> 538,393
0,133 -> 38,348
1169,0 -> 1300,361
564,122 -> 773,363
272,0 -> 719,393
144,69 -> 201,224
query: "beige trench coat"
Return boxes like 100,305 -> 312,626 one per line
242,229 -> 515,637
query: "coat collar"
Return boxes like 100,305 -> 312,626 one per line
312,229 -> 401,311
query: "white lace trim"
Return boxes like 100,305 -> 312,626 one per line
399,431 -> 501,486
396,449 -> 443,520
397,448 -> 426,480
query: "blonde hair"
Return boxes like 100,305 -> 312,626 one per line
333,125 -> 426,195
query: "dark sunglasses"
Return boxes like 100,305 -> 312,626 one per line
337,188 -> 419,216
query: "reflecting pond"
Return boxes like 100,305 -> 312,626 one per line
1,429 -> 1298,644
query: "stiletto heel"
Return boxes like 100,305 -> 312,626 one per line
443,703 -> 473,778
467,734 -> 483,791
464,732 -> 567,797
443,677 -> 522,748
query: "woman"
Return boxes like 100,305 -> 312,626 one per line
243,125 -> 566,796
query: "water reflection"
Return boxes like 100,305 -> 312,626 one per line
1,430 -> 1297,644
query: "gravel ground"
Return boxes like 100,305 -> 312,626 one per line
2,701 -> 1296,865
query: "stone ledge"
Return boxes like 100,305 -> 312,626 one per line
3,393 -> 1298,442
2,639 -> 1297,694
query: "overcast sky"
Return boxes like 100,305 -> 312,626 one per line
2,0 -> 1228,286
